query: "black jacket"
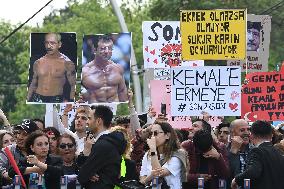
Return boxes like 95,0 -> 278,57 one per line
78,131 -> 127,189
8,154 -> 63,189
235,142 -> 284,189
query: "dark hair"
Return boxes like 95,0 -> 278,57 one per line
58,133 -> 76,149
94,34 -> 113,49
251,120 -> 272,138
216,123 -> 230,133
193,130 -> 213,153
33,118 -> 45,129
43,127 -> 61,139
0,131 -> 14,149
155,121 -> 180,163
247,21 -> 261,31
91,105 -> 113,128
114,116 -> 130,125
192,119 -> 212,133
25,131 -> 48,155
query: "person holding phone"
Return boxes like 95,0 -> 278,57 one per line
140,121 -> 187,189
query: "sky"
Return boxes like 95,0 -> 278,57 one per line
0,0 -> 123,27
0,0 -> 70,26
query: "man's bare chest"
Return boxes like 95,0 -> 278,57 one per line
37,59 -> 65,77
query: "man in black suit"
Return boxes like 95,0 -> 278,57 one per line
77,105 -> 127,189
231,120 -> 284,189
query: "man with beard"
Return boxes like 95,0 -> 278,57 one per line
0,119 -> 39,186
78,105 -> 127,189
228,119 -> 252,186
27,33 -> 76,103
81,35 -> 128,103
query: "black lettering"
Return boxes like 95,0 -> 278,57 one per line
172,70 -> 184,85
148,22 -> 162,41
163,25 -> 173,41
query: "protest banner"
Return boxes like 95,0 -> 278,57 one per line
180,10 -> 246,60
227,14 -> 271,72
171,66 -> 241,116
154,60 -> 204,80
150,80 -> 192,129
143,21 -> 203,68
242,67 -> 284,121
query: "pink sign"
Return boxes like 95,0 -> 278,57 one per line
150,80 -> 192,129
150,80 -> 223,129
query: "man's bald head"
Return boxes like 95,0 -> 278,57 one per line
230,119 -> 250,144
230,119 -> 249,132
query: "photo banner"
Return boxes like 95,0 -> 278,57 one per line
227,14 -> 271,72
143,21 -> 203,68
242,67 -> 284,121
180,10 -> 246,60
171,66 -> 241,116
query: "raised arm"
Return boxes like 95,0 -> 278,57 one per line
65,61 -> 76,101
27,61 -> 39,101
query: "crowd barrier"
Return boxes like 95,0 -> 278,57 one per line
3,175 -> 251,189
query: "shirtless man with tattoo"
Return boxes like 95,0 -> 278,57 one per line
81,35 -> 128,103
27,33 -> 76,103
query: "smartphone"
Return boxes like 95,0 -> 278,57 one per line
161,103 -> 166,115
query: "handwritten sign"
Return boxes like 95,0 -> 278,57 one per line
150,80 -> 192,129
180,10 -> 246,60
143,21 -> 203,68
242,67 -> 284,121
227,15 -> 271,72
171,66 -> 241,116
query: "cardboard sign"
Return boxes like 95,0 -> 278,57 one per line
154,60 -> 204,80
150,80 -> 192,129
242,67 -> 284,121
180,10 -> 246,60
143,21 -> 203,68
171,66 -> 241,116
227,14 -> 271,72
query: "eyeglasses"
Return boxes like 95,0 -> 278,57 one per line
59,143 -> 75,149
149,131 -> 164,137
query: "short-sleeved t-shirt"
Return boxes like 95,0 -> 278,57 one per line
140,152 -> 182,189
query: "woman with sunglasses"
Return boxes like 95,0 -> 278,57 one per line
140,121 -> 188,189
8,131 -> 63,189
58,133 -> 79,189
58,133 -> 78,174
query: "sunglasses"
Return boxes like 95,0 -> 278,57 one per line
149,131 -> 164,137
59,143 -> 75,149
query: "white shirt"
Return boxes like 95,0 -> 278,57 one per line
140,152 -> 182,189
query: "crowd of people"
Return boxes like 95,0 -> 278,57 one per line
0,92 -> 284,189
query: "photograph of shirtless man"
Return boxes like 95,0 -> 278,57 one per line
81,33 -> 130,103
27,33 -> 77,103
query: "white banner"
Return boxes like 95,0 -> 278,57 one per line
171,66 -> 241,116
143,21 -> 203,68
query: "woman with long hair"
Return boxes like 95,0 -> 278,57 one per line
8,131 -> 62,189
140,121 -> 188,189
